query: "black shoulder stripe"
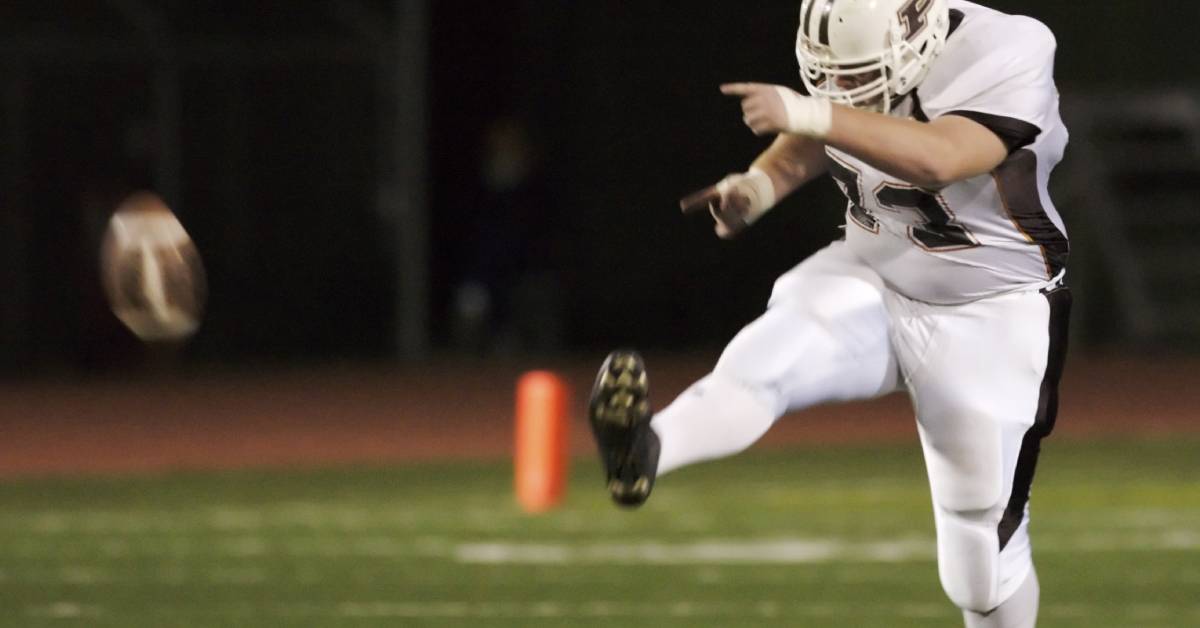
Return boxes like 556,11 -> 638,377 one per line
945,110 -> 1041,153
911,90 -> 929,123
947,8 -> 965,37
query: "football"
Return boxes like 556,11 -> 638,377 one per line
99,191 -> 207,342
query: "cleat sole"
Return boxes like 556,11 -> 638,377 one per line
588,350 -> 658,507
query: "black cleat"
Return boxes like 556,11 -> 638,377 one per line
588,350 -> 660,508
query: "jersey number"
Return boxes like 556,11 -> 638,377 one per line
828,158 -> 978,251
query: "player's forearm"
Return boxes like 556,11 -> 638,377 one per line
749,134 -> 829,201
824,105 -> 968,189
725,83 -> 1008,189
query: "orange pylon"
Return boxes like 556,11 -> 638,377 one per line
514,371 -> 569,513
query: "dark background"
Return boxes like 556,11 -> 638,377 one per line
1,1 -> 1198,373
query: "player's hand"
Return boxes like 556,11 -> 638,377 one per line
720,82 -> 833,138
679,169 -> 776,239
679,178 -> 752,239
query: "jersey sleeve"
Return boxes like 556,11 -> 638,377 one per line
918,16 -> 1059,153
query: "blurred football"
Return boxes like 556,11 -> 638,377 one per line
100,192 -> 207,342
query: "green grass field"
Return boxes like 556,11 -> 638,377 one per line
0,438 -> 1197,627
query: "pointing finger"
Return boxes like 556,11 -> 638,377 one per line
720,82 -> 763,97
679,185 -> 722,214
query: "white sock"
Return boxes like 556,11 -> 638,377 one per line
963,568 -> 1039,628
651,373 -> 778,476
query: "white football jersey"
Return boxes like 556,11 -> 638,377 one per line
820,0 -> 1069,304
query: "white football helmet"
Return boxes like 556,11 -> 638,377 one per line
796,0 -> 950,113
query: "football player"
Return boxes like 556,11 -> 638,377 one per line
588,2 -> 1070,627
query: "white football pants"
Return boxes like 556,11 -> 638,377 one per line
651,240 -> 1070,618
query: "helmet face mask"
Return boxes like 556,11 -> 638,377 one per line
797,0 -> 950,114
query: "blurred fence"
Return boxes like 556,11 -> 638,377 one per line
1059,90 -> 1200,348
2,1 -> 1199,374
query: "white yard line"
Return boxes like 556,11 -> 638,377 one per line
6,528 -> 1197,564
453,531 -> 1200,565
332,600 -> 1199,621
25,602 -> 102,619
335,601 -> 851,619
455,538 -> 930,564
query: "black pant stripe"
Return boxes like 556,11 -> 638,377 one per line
997,286 -> 1071,551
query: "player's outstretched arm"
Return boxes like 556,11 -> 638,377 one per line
750,133 -> 829,199
721,82 -> 1007,189
823,106 -> 1007,189
679,134 -> 827,239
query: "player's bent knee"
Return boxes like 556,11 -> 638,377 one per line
936,506 -> 1004,613
714,299 -> 877,406
710,307 -> 823,415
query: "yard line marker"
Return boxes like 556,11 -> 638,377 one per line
514,371 -> 570,513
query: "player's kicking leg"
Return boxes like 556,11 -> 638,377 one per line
588,241 -> 899,506
588,350 -> 661,507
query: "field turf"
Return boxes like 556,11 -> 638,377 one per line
0,437 -> 1197,627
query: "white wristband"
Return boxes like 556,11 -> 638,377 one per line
716,167 -> 777,226
774,86 -> 833,138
